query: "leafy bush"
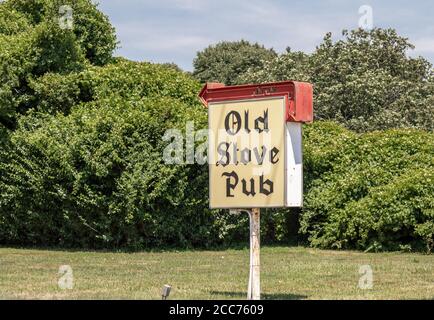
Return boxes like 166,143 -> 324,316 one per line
0,5 -> 31,35
29,59 -> 202,115
0,96 -> 216,248
308,29 -> 434,132
0,23 -> 85,129
301,121 -> 434,252
1,114 -> 432,250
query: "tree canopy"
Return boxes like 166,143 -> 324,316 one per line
205,29 -> 434,132
193,40 -> 277,85
0,0 -> 116,131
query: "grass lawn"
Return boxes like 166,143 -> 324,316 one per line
0,246 -> 432,300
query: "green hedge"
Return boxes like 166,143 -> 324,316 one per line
302,122 -> 434,252
0,96 -> 216,248
2,116 -> 431,251
0,57 -> 432,251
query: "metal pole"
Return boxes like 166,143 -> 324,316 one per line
247,208 -> 260,300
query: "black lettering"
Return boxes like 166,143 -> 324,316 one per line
260,175 -> 273,196
225,111 -> 241,135
270,147 -> 280,164
216,142 -> 230,167
244,110 -> 251,133
242,178 -> 256,196
222,171 -> 239,197
255,109 -> 269,133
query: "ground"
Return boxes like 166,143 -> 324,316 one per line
0,246 -> 432,300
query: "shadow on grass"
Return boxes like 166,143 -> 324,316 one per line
210,291 -> 307,300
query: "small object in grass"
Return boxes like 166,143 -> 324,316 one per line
162,284 -> 171,300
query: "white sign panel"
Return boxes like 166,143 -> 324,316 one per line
208,97 -> 303,208
285,122 -> 303,207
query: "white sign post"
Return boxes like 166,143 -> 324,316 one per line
247,208 -> 261,300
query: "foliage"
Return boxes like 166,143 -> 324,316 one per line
0,0 -> 116,130
0,23 -> 85,129
309,29 -> 434,132
0,96 -> 215,248
28,58 -> 202,115
301,121 -> 434,252
239,48 -> 309,84
3,0 -> 116,65
0,0 -> 432,251
0,5 -> 31,35
193,40 -> 277,85
239,29 -> 434,132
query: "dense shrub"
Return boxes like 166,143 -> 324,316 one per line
301,122 -> 434,252
0,96 -> 215,248
4,115 -> 431,251
29,59 -> 202,115
0,6 -> 31,35
0,23 -> 85,129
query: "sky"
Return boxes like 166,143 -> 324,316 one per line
97,0 -> 434,71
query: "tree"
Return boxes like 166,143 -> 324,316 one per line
309,29 -> 433,132
0,21 -> 85,130
0,5 -> 31,35
0,0 -> 117,130
193,40 -> 277,85
3,0 -> 116,65
239,47 -> 309,84
241,29 -> 434,132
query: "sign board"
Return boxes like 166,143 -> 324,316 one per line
199,81 -> 313,300
200,81 -> 312,209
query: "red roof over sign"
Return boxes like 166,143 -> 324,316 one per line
198,81 -> 313,123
